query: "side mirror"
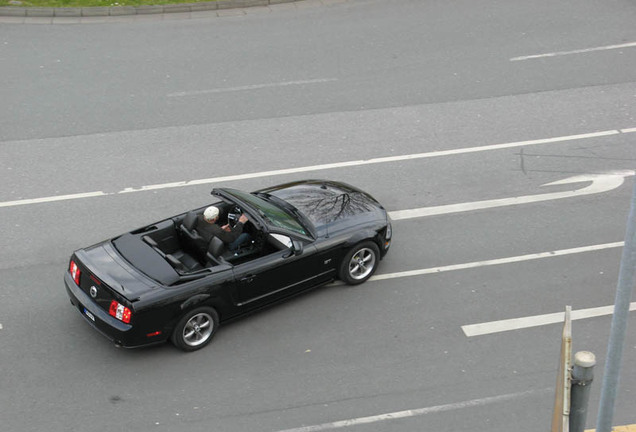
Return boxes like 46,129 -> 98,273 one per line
292,240 -> 304,256
283,240 -> 304,258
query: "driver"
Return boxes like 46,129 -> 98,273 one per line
199,206 -> 251,251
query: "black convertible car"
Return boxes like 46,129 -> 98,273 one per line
64,180 -> 392,351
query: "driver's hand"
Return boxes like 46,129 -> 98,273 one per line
238,214 -> 248,224
221,224 -> 231,232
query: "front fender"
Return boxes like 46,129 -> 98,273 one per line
343,229 -> 382,250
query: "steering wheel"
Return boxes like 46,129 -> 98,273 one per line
227,206 -> 242,227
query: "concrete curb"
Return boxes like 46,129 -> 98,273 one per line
0,0 -> 300,17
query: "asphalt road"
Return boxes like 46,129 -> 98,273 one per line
1,0 -> 635,431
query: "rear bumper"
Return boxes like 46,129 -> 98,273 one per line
64,272 -> 148,348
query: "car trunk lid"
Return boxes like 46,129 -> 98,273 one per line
74,241 -> 157,305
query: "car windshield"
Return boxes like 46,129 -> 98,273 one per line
223,189 -> 311,236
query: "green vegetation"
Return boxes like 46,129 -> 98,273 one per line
0,0 -> 213,7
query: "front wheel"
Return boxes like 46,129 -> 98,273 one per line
171,307 -> 219,352
339,241 -> 380,285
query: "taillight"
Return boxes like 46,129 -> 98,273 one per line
69,260 -> 81,285
109,300 -> 132,324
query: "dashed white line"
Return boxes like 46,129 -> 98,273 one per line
0,191 -> 108,208
167,78 -> 338,97
274,389 -> 549,432
510,41 -> 636,61
369,242 -> 624,282
367,241 -> 631,338
1,127 -> 633,209
462,302 -> 636,337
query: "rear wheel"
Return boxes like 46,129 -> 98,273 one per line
339,241 -> 380,285
171,306 -> 219,352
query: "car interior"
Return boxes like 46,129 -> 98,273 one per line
131,204 -> 291,279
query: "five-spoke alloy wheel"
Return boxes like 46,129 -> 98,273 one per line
171,306 -> 219,352
339,241 -> 380,285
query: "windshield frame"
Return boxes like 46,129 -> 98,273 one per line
212,188 -> 316,240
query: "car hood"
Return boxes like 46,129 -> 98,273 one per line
260,180 -> 387,229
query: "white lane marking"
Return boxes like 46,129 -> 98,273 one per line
1,128 -> 633,209
388,171 -> 635,220
368,242 -> 624,283
510,41 -> 636,61
462,303 -> 636,337
167,78 -> 338,97
275,389 -> 548,432
0,191 -> 108,208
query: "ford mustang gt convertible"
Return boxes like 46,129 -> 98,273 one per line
64,180 -> 392,351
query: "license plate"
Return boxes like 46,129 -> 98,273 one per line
84,308 -> 96,322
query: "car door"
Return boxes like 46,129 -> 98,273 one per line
232,234 -> 335,309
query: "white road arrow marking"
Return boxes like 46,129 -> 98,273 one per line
388,170 -> 635,221
1,128 -> 634,209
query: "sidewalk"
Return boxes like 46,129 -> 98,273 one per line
586,425 -> 636,432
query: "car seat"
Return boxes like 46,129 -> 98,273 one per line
179,211 -> 208,252
206,237 -> 228,266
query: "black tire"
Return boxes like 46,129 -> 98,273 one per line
339,241 -> 380,285
171,306 -> 219,352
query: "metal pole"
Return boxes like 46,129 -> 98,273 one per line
552,306 -> 572,432
570,351 -> 596,432
596,178 -> 636,432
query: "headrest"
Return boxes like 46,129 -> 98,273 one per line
182,211 -> 198,230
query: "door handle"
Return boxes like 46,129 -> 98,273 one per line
240,275 -> 256,283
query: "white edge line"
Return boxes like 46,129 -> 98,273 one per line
462,302 -> 636,337
274,389 -> 548,432
2,128 -> 633,209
